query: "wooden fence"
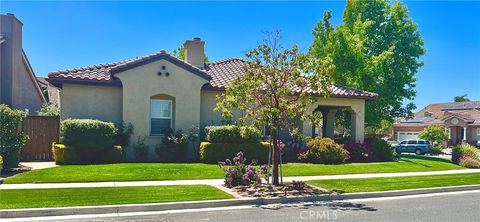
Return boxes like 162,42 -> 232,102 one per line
20,116 -> 60,161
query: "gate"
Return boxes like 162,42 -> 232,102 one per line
20,116 -> 60,161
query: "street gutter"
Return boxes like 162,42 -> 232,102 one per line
1,184 -> 480,219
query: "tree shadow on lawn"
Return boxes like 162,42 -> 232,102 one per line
0,167 -> 31,184
257,200 -> 377,212
398,154 -> 453,168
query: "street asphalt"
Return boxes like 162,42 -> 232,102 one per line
18,191 -> 480,222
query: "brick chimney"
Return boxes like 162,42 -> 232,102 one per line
183,37 -> 205,69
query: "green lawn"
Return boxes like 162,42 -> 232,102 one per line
3,155 -> 463,184
307,173 -> 480,193
0,185 -> 233,209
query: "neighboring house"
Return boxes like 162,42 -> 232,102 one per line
0,13 -> 45,113
36,77 -> 60,107
47,37 -> 376,160
393,101 -> 480,145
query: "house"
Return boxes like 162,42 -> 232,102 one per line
0,14 -> 45,113
47,38 -> 377,160
36,77 -> 60,107
393,101 -> 480,145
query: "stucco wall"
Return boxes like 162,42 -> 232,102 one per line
10,58 -> 43,113
200,90 -> 243,129
115,59 -> 209,160
61,84 -> 122,123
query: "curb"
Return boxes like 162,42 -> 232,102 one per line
1,185 -> 480,219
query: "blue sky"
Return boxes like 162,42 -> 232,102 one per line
1,1 -> 479,110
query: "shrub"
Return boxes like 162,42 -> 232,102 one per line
0,155 -> 3,172
103,146 -> 123,163
37,103 -> 60,116
52,143 -> 81,164
133,136 -> 149,162
418,125 -> 448,147
61,119 -> 117,151
365,136 -> 396,162
306,137 -> 346,164
218,152 -> 268,187
52,143 -> 121,164
113,121 -> 134,147
0,104 -> 28,170
205,125 -> 260,143
199,142 -> 270,164
452,144 -> 479,165
155,129 -> 188,162
343,142 -> 371,162
458,155 -> 480,168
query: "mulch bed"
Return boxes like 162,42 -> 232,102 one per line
229,182 -> 333,198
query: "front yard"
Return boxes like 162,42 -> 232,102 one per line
3,155 -> 463,184
307,173 -> 480,193
0,185 -> 233,209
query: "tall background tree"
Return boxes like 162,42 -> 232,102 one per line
454,94 -> 470,102
310,0 -> 426,128
215,31 -> 333,185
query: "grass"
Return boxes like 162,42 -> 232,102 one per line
0,185 -> 233,209
3,155 -> 463,184
307,173 -> 480,193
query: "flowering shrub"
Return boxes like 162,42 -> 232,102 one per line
291,180 -> 306,190
452,143 -> 479,165
458,155 -> 480,168
218,152 -> 268,187
306,137 -> 346,164
343,142 -> 371,162
284,139 -> 308,162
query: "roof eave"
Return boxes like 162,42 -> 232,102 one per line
46,78 -> 122,88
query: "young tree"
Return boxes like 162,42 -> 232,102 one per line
454,94 -> 470,102
172,45 -> 209,62
215,31 -> 333,185
310,0 -> 426,128
418,125 -> 448,148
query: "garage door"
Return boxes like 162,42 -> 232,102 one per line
397,132 -> 419,142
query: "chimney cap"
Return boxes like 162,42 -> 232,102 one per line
193,37 -> 201,41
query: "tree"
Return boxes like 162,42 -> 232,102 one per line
418,125 -> 448,148
172,45 -> 209,62
454,94 -> 470,102
215,31 -> 333,185
310,0 -> 426,128
37,103 -> 60,116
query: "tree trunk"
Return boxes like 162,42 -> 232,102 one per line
271,131 -> 280,185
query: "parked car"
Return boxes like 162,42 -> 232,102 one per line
393,139 -> 432,155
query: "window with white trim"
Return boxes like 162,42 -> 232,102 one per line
150,99 -> 172,135
476,128 -> 480,141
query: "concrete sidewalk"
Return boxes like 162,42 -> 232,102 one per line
1,168 -> 479,190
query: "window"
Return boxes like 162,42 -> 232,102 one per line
418,140 -> 426,145
477,128 -> 480,140
407,140 -> 417,145
150,99 -> 172,135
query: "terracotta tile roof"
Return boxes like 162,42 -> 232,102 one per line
47,52 -> 377,99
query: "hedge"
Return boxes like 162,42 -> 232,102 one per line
199,142 -> 270,164
52,143 -> 122,164
0,104 -> 27,170
204,125 -> 261,143
61,119 -> 117,151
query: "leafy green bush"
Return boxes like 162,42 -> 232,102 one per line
365,136 -> 396,162
199,142 -> 270,164
52,143 -> 81,164
306,137 -> 346,164
52,143 -> 122,164
418,125 -> 448,148
452,144 -> 480,165
0,104 -> 28,170
103,146 -> 123,163
61,119 -> 117,150
155,129 -> 188,162
113,121 -> 134,146
37,103 -> 60,116
204,125 -> 260,143
0,155 -> 3,172
133,136 -> 149,162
